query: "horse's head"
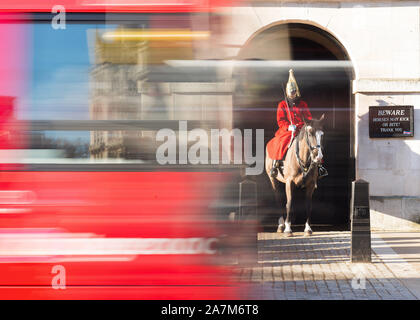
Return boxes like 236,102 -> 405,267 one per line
303,114 -> 325,164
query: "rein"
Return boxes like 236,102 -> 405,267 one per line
295,126 -> 321,180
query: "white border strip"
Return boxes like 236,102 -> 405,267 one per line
353,79 -> 420,93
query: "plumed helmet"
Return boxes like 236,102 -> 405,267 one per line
286,69 -> 301,99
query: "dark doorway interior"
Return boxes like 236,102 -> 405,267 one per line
233,23 -> 354,231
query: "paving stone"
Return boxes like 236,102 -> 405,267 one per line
239,231 -> 419,300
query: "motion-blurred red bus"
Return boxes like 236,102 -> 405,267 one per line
0,0 -> 252,300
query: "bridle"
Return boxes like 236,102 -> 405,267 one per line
295,125 -> 323,179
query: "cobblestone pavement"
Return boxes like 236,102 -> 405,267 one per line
239,232 -> 418,300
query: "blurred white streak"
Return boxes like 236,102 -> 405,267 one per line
0,190 -> 35,204
0,150 -> 146,164
0,237 -> 219,256
166,60 -> 353,69
0,209 -> 31,214
102,30 -> 210,41
84,1 -> 194,6
55,255 -> 135,262
0,228 -> 98,239
0,255 -> 135,263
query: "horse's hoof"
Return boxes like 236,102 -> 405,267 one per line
284,231 -> 293,238
304,230 -> 313,237
277,225 -> 285,233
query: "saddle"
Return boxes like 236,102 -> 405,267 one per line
270,134 -> 296,178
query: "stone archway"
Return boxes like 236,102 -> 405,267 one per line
233,22 -> 355,230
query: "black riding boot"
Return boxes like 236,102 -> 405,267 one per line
318,164 -> 328,179
270,160 -> 283,178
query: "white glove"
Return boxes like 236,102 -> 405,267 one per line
288,124 -> 296,132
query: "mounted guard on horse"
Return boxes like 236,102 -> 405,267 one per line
266,69 -> 328,179
265,69 -> 328,237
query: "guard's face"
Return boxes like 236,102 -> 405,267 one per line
287,87 -> 297,100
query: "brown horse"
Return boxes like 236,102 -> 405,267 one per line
265,114 -> 325,237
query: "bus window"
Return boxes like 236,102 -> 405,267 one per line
13,16 -> 231,168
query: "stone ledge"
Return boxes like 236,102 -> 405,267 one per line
353,79 -> 420,94
370,196 -> 420,231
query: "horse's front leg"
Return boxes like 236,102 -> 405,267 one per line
304,184 -> 315,236
284,180 -> 294,237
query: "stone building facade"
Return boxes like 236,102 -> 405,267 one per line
89,31 -> 145,159
214,1 -> 420,230
89,27 -> 233,161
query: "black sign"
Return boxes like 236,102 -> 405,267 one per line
369,105 -> 414,138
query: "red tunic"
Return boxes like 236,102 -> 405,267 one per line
267,99 -> 312,160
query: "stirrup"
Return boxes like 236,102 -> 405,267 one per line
318,165 -> 328,179
271,160 -> 283,178
270,167 -> 279,178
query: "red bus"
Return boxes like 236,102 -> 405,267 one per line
0,0 -> 253,300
